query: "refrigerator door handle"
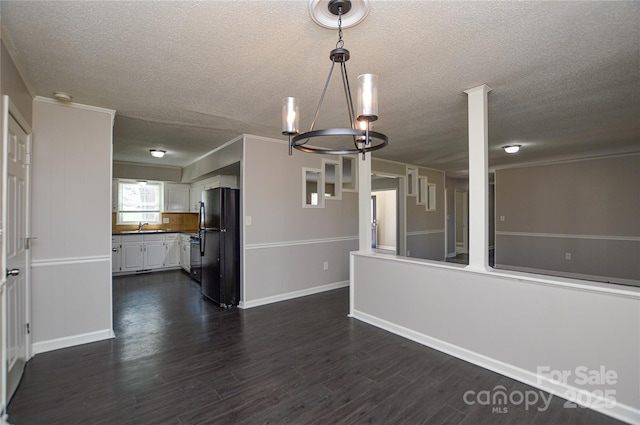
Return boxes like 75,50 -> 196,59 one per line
198,201 -> 205,231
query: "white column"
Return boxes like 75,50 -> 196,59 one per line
358,153 -> 372,251
464,84 -> 492,271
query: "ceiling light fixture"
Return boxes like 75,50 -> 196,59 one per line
53,91 -> 72,102
149,149 -> 166,158
282,0 -> 387,159
502,145 -> 521,154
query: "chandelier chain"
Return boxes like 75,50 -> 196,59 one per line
336,7 -> 344,49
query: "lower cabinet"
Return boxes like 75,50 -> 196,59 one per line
179,234 -> 191,272
113,233 -> 185,274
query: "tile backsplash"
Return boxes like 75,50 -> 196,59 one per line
112,213 -> 199,233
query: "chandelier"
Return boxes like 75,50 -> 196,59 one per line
282,0 -> 388,159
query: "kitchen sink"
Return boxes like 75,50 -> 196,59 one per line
119,230 -> 166,234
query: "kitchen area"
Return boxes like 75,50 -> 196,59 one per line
111,172 -> 240,307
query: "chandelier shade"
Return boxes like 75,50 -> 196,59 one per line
282,0 -> 387,159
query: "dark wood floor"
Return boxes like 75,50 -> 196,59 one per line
8,270 -> 623,425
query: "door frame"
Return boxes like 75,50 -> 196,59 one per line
1,96 -> 33,413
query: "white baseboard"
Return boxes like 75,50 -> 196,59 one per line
351,309 -> 639,425
240,281 -> 349,309
32,329 -> 115,355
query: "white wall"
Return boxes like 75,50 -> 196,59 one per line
31,98 -> 114,353
351,253 -> 640,424
242,135 -> 358,307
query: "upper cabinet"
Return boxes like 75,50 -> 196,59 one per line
164,183 -> 190,212
189,175 -> 238,212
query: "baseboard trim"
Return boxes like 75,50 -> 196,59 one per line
240,281 -> 349,309
32,329 -> 115,355
351,309 -> 639,425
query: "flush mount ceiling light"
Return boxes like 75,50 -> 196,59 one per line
502,145 -> 521,154
282,0 -> 387,159
149,149 -> 166,158
53,91 -> 72,102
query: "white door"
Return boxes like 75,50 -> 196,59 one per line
3,98 -> 31,405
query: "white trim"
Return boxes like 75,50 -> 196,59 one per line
350,309 -> 639,425
32,256 -> 111,267
245,236 -> 358,250
373,156 -> 445,173
353,251 -> 640,299
33,96 -> 115,117
496,264 -> 639,287
240,280 -> 349,309
496,231 -> 640,242
32,329 -> 115,355
407,229 -> 445,236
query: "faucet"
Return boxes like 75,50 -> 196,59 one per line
138,222 -> 149,231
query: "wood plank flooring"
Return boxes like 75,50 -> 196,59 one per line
7,270 -> 624,424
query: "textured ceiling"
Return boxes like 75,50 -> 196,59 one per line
1,1 -> 638,173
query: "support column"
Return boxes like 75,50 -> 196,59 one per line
464,84 -> 492,271
358,153 -> 372,252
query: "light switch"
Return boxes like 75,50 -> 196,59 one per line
245,216 -> 252,226
499,215 -> 505,222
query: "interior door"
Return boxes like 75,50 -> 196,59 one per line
2,97 -> 31,405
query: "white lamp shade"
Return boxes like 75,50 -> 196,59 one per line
282,97 -> 299,134
357,74 -> 378,120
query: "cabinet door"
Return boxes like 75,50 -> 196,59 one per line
164,238 -> 180,267
144,241 -> 166,269
180,239 -> 191,271
164,184 -> 190,212
112,243 -> 121,272
189,186 -> 203,212
121,242 -> 144,272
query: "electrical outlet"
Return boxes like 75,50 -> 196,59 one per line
323,262 -> 328,270
406,250 -> 411,257
565,253 -> 572,260
245,216 -> 252,226
500,215 -> 505,222
163,217 -> 170,224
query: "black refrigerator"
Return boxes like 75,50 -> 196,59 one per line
198,187 -> 240,307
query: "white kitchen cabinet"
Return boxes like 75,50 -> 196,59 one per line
144,240 -> 166,270
164,234 -> 180,268
189,175 -> 237,212
179,234 -> 191,271
114,233 -> 183,274
121,235 -> 145,272
189,185 -> 203,212
164,183 -> 190,212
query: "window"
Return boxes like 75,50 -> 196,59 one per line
426,183 -> 437,211
303,168 -> 324,208
342,155 -> 357,192
117,180 -> 162,224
